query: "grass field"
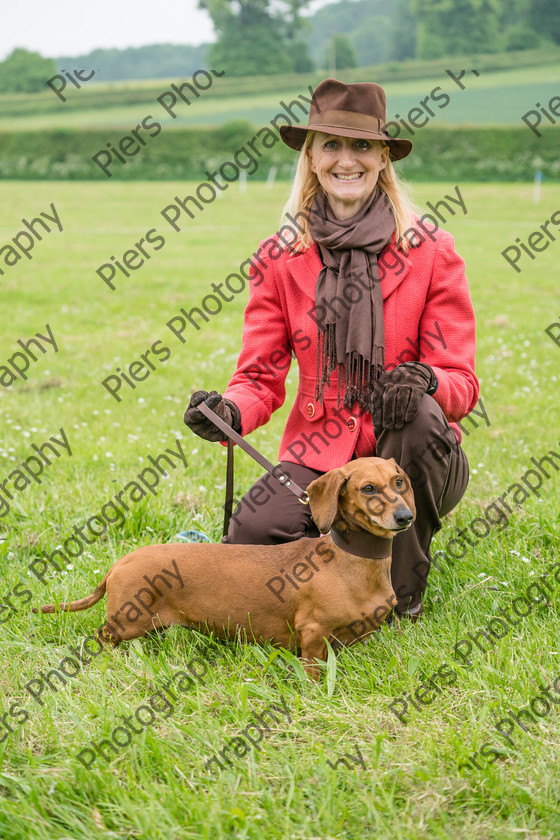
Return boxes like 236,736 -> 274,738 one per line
1,179 -> 560,839
1,59 -> 559,131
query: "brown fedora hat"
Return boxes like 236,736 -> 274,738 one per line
280,78 -> 412,161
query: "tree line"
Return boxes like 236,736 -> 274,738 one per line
0,0 -> 558,90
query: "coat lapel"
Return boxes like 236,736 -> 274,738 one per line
286,240 -> 412,302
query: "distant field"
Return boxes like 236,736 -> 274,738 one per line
1,60 -> 559,131
0,181 -> 560,838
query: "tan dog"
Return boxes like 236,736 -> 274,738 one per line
35,457 -> 415,678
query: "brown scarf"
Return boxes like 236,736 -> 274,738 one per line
309,188 -> 395,412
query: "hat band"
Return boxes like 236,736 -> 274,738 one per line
308,109 -> 385,135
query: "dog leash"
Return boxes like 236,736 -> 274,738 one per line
197,401 -> 309,538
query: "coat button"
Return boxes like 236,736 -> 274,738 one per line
347,416 -> 357,431
306,402 -> 315,418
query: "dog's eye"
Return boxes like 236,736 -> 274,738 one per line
361,484 -> 376,494
390,474 -> 410,494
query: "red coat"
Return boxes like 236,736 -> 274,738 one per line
223,223 -> 479,472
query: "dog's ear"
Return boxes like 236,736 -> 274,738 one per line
307,468 -> 349,534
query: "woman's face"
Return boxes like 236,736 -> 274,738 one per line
307,132 -> 388,220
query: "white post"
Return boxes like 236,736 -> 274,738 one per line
533,170 -> 543,204
266,166 -> 278,188
239,169 -> 247,194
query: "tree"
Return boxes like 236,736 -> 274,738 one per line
0,48 -> 56,93
326,34 -> 358,69
413,0 -> 502,58
353,17 -> 393,65
199,0 -> 313,75
530,0 -> 560,43
306,0 -> 395,66
286,39 -> 315,72
207,19 -> 294,75
503,23 -> 540,50
388,0 -> 418,60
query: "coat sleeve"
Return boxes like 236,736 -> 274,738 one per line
222,243 -> 293,435
419,230 -> 479,422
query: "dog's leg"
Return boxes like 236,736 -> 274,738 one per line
97,623 -> 121,648
299,625 -> 329,681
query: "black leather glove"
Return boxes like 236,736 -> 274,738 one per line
371,362 -> 437,432
183,390 -> 242,442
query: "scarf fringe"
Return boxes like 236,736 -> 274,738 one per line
315,324 -> 384,413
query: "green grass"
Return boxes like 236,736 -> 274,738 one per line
1,56 -> 559,131
0,180 -> 560,838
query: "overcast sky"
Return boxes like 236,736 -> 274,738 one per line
1,0 -> 332,60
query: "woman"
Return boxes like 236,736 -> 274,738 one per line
184,78 -> 478,620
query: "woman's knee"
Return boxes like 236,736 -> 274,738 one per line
224,465 -> 320,545
224,497 -> 267,544
378,396 -> 456,461
226,503 -> 316,544
406,394 -> 451,440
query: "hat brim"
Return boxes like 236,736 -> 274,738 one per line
279,123 -> 412,162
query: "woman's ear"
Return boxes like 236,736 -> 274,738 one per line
379,146 -> 389,171
307,148 -> 316,173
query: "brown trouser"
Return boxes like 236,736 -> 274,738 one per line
222,395 -> 469,615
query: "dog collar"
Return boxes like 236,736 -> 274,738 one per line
330,527 -> 393,559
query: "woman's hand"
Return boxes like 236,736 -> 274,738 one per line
183,390 -> 242,442
371,362 -> 438,432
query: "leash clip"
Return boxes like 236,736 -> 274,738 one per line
276,472 -> 309,505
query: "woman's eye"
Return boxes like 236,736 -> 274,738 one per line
355,140 -> 370,150
324,141 -> 337,149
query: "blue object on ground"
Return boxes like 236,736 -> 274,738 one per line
175,530 -> 212,543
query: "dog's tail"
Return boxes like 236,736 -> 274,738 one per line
32,572 -> 110,614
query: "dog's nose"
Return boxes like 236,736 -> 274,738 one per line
394,508 -> 413,527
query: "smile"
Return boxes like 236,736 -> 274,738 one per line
333,173 -> 363,181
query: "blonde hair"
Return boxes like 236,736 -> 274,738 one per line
281,131 -> 418,253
